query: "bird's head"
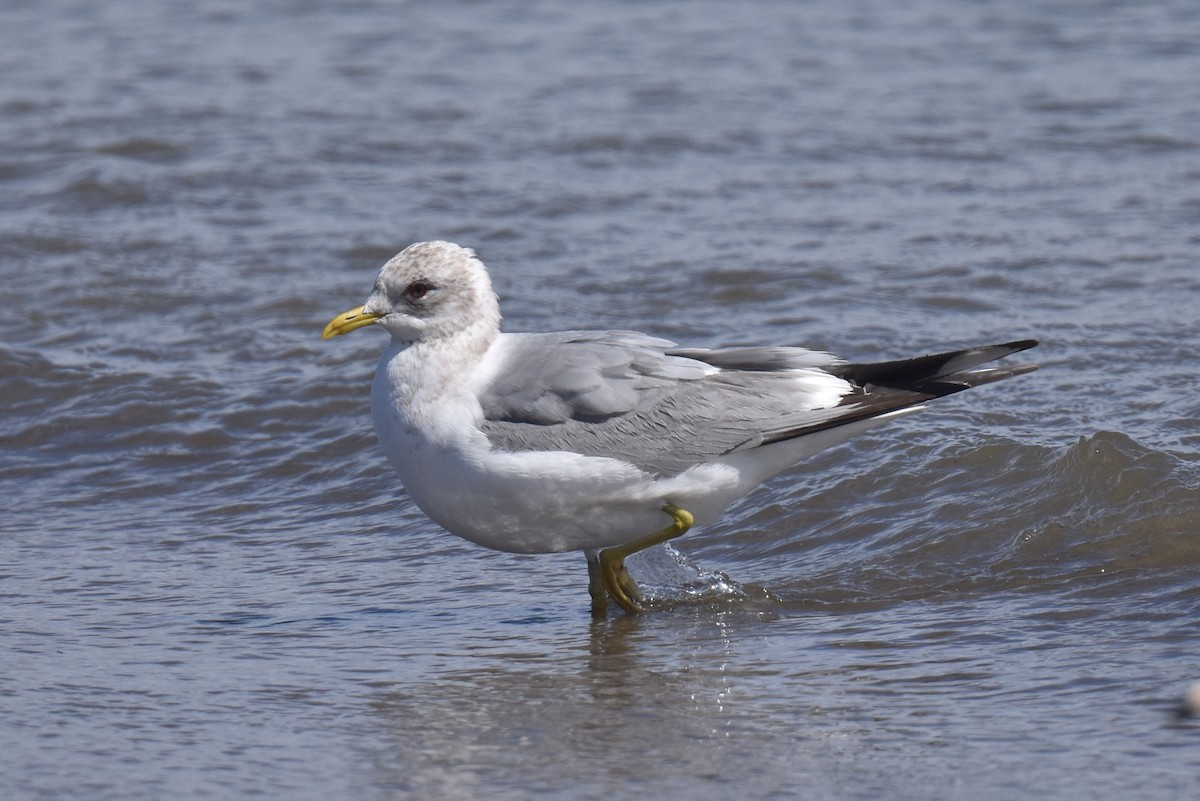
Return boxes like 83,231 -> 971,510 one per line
322,241 -> 501,345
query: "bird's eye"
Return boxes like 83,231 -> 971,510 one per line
404,281 -> 431,301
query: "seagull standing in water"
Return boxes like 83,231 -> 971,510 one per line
323,241 -> 1037,617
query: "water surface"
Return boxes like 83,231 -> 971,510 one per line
3,2 -> 1199,799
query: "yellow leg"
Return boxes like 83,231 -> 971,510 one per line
587,552 -> 642,617
594,503 -> 694,616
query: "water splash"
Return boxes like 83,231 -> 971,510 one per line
624,541 -> 748,604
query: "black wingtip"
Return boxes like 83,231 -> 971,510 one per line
1002,339 -> 1039,354
831,338 -> 1040,392
753,339 -> 1038,450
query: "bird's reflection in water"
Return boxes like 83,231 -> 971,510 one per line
364,605 -> 792,797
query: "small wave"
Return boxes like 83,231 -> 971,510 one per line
993,431 -> 1200,587
695,432 -> 1200,607
93,137 -> 188,163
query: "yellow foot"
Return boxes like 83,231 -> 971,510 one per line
588,503 -> 694,617
598,550 -> 644,615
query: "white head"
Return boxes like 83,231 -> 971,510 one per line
323,241 -> 501,346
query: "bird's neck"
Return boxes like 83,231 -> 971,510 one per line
378,319 -> 498,413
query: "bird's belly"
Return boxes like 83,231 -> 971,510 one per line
381,435 -> 743,554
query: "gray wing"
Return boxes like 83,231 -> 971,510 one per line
477,331 -> 854,476
477,333 -> 1040,477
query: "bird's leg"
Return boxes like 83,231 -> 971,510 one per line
612,559 -> 643,604
585,551 -> 608,618
586,550 -> 642,618
595,503 -> 694,616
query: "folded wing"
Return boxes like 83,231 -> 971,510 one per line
478,333 -> 1038,476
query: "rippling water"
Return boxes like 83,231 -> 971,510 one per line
3,2 -> 1200,799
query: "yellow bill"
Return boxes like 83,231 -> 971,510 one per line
322,306 -> 383,339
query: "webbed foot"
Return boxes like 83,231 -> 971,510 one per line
586,503 -> 694,616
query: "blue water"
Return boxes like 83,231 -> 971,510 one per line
3,2 -> 1199,799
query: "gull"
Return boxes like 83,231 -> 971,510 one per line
322,241 -> 1037,617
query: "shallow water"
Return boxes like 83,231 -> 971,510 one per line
3,1 -> 1200,799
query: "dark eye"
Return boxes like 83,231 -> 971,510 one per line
404,281 -> 431,301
